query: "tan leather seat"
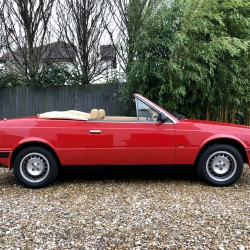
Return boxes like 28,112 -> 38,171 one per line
90,109 -> 99,120
98,109 -> 105,119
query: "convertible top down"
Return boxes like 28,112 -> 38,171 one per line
0,94 -> 250,188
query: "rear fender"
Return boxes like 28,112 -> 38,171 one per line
9,138 -> 58,169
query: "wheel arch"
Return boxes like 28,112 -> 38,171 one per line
10,142 -> 61,170
194,138 -> 248,167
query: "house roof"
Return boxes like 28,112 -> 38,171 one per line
40,41 -> 76,63
0,41 -> 76,64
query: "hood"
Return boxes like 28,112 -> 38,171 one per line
180,118 -> 250,129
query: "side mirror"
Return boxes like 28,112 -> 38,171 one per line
159,112 -> 167,122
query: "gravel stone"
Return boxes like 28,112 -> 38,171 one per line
0,165 -> 250,249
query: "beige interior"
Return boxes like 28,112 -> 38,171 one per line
90,109 -> 99,120
65,110 -> 90,117
104,116 -> 137,121
38,108 -> 137,121
38,111 -> 89,120
97,109 -> 105,119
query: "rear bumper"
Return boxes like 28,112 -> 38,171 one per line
0,152 -> 10,158
0,151 -> 12,169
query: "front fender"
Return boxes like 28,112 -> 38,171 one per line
197,134 -> 250,165
200,134 -> 247,150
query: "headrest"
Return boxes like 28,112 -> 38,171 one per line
90,109 -> 98,119
98,109 -> 105,119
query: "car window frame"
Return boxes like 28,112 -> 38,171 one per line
135,96 -> 173,123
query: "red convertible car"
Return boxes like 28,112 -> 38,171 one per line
0,94 -> 249,188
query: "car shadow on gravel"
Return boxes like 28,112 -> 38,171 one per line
56,165 -> 200,184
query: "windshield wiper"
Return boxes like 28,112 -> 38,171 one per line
172,112 -> 186,120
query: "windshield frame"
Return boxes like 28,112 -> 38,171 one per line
134,93 -> 178,124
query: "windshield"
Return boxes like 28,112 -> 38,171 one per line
136,99 -> 159,121
134,93 -> 178,123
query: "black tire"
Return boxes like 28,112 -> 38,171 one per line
13,146 -> 59,188
197,144 -> 243,186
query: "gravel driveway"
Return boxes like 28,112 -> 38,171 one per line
0,165 -> 250,250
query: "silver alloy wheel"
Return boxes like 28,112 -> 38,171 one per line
20,152 -> 50,183
206,151 -> 237,181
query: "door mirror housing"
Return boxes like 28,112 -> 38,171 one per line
159,112 -> 167,122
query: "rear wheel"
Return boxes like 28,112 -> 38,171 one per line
13,146 -> 59,188
197,144 -> 243,186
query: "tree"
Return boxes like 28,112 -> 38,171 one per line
56,0 -> 108,84
0,0 -> 55,81
0,4 -> 5,53
126,0 -> 250,123
105,0 -> 153,73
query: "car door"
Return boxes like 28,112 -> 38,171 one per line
86,121 -> 175,165
86,98 -> 176,165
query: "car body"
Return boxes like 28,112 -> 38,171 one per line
0,93 -> 250,188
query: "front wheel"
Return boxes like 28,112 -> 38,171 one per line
13,146 -> 59,188
197,144 -> 243,186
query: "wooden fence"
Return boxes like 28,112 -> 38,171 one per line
0,83 -> 122,118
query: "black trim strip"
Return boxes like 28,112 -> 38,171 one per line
0,152 -> 10,158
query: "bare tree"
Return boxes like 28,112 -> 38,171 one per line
56,0 -> 109,84
105,0 -> 153,73
0,0 -> 55,79
0,1 -> 7,55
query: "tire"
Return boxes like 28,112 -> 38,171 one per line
13,146 -> 59,188
197,144 -> 243,186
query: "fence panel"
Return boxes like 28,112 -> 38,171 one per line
0,83 -> 122,118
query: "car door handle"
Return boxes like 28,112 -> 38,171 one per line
90,130 -> 101,134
